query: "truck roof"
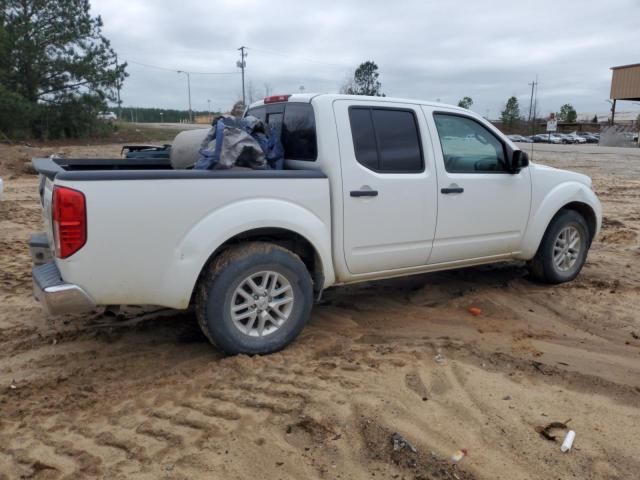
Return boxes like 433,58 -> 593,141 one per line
248,93 -> 468,113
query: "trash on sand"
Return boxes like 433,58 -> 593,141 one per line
535,419 -> 571,441
468,307 -> 482,316
391,432 -> 417,453
561,430 -> 576,452
450,448 -> 468,463
434,353 -> 447,365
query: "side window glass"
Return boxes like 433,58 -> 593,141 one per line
349,108 -> 378,170
371,109 -> 423,171
433,114 -> 507,173
349,107 -> 423,173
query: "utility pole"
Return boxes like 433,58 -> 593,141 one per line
528,78 -> 537,135
115,54 -> 122,119
237,46 -> 247,106
611,99 -> 617,125
528,75 -> 538,135
177,70 -> 192,123
527,81 -> 536,123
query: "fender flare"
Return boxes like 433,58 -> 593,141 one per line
159,198 -> 334,308
518,182 -> 601,259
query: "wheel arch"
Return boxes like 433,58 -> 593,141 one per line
518,182 -> 601,259
526,201 -> 598,259
561,201 -> 597,246
192,227 -> 327,304
156,197 -> 333,309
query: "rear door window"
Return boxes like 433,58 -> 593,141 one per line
349,107 -> 423,173
349,108 -> 378,170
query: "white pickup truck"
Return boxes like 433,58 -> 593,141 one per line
30,94 -> 601,354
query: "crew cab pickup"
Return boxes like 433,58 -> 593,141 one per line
30,94 -> 601,354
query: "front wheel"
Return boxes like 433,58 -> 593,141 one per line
528,210 -> 591,284
196,242 -> 313,355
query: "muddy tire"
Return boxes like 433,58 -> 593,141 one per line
529,210 -> 590,284
196,242 -> 313,355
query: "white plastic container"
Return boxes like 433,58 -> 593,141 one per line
561,430 -> 576,452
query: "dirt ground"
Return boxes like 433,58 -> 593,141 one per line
1,141 -> 639,480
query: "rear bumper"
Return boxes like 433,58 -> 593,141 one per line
32,262 -> 95,315
30,234 -> 96,316
29,232 -> 53,266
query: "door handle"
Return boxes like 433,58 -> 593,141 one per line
441,187 -> 464,194
350,189 -> 378,197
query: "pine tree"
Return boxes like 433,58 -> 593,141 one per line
558,104 -> 577,123
1,0 -> 126,137
500,96 -> 520,127
457,96 -> 473,109
344,61 -> 384,96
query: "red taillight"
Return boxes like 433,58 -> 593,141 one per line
52,186 -> 86,259
264,94 -> 291,104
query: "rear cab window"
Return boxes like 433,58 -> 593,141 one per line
246,102 -> 317,161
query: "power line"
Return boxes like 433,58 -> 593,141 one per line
126,59 -> 239,75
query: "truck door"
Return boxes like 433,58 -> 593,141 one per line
334,100 -> 438,275
425,108 -> 531,264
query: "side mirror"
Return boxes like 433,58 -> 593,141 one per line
511,150 -> 529,173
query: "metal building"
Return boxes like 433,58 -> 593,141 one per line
610,63 -> 640,123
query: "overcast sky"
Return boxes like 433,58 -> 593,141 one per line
92,0 -> 640,119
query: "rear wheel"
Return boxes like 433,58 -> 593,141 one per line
529,210 -> 590,284
196,242 -> 313,355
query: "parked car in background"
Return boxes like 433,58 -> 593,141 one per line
97,111 -> 117,121
555,134 -> 576,144
534,134 -> 562,144
507,134 -> 533,143
566,132 -> 587,144
577,133 -> 599,143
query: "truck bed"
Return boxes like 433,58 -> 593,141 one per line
32,155 -> 331,310
32,157 -> 323,181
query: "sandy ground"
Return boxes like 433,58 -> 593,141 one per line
0,142 -> 639,480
